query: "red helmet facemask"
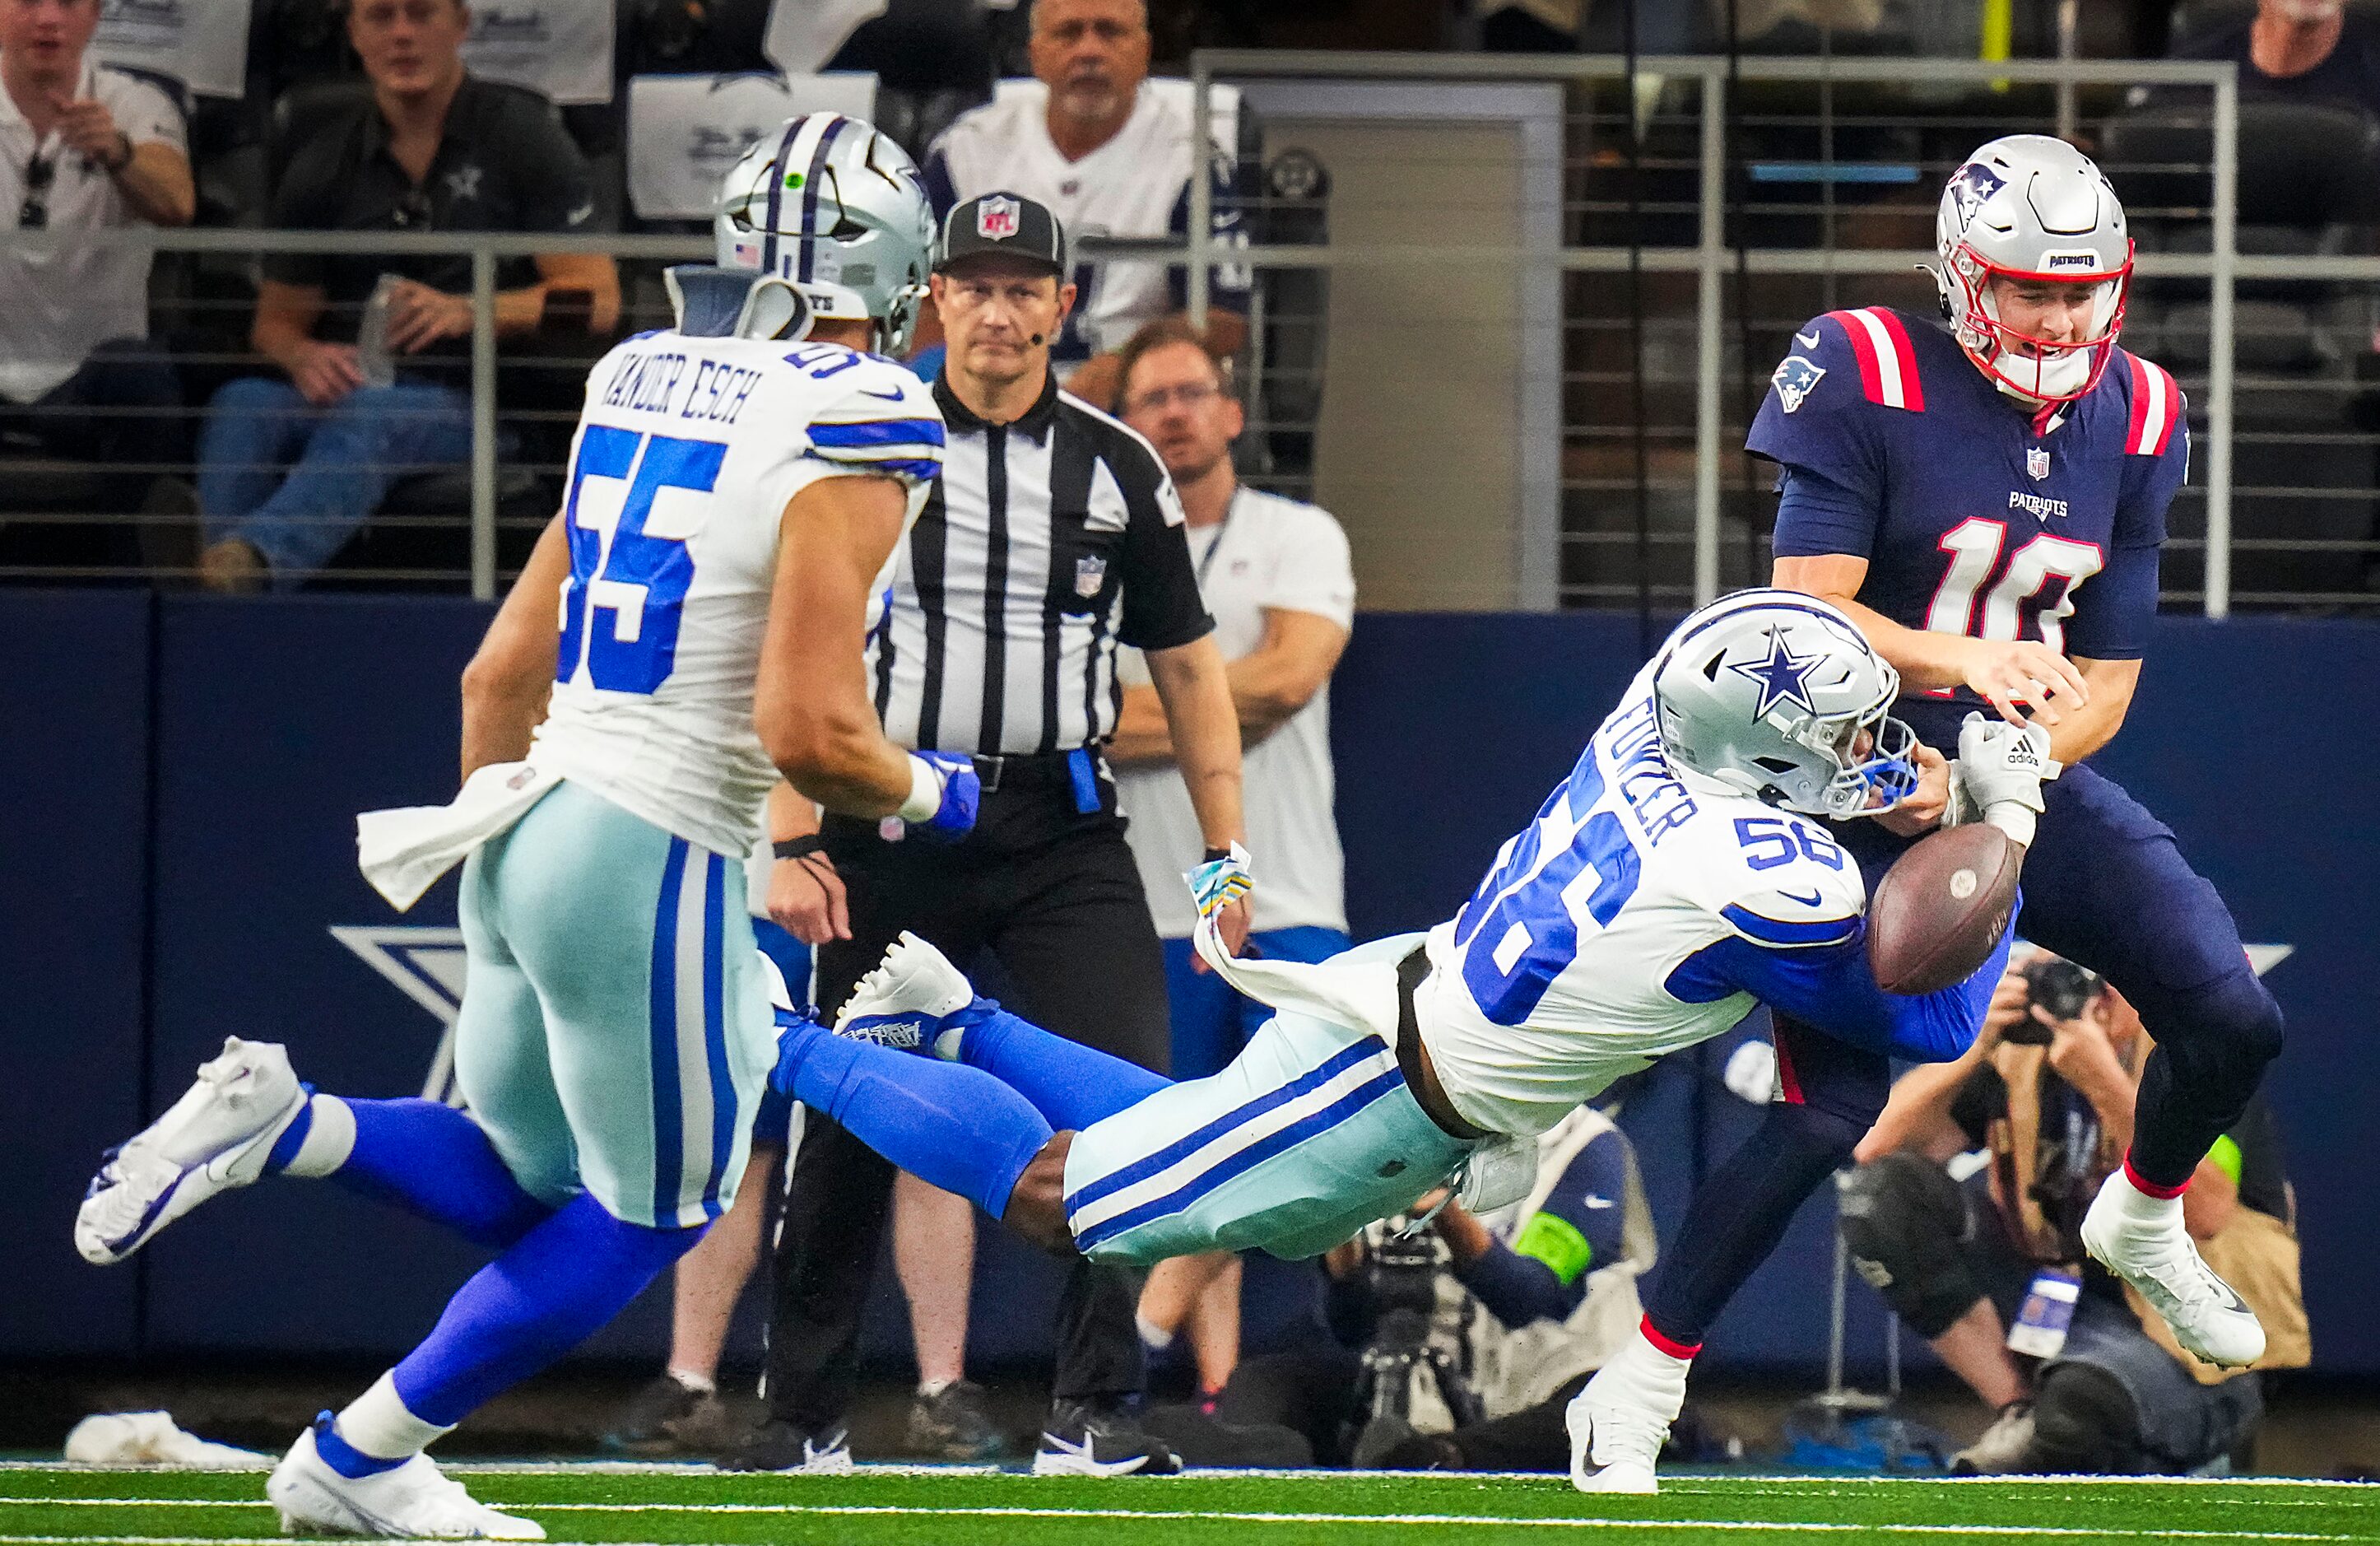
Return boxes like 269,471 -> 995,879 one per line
1944,238 -> 2133,408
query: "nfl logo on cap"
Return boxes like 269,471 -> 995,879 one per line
978,195 -> 1021,240
2026,445 -> 2050,480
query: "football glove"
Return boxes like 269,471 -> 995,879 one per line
1948,712 -> 2058,846
897,751 -> 980,843
1185,841 -> 1254,921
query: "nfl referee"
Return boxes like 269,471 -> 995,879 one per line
741,191 -> 1248,1477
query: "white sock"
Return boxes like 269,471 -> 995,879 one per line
335,1371 -> 453,1463
282,1094 -> 356,1179
666,1367 -> 715,1396
2108,1167 -> 2185,1227
917,1378 -> 952,1399
1137,1315 -> 1174,1352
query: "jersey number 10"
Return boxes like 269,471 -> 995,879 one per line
1926,516 -> 2104,654
559,426 -> 727,694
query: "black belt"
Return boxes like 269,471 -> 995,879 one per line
968,747 -> 1086,793
1394,945 -> 1490,1142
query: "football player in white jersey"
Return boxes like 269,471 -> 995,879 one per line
765,589 -> 2053,1490
71,114 -> 974,1539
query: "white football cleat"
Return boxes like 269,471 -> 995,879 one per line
76,1037 -> 308,1265
835,931 -> 977,1059
267,1420 -> 544,1539
2080,1170 -> 2266,1368
1566,1334 -> 1689,1495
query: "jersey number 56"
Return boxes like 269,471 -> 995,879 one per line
558,426 -> 727,694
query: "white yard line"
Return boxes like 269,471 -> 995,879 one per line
0,1500 -> 2361,1542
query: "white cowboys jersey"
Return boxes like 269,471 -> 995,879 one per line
531,331 -> 943,860
1415,662 -> 1869,1137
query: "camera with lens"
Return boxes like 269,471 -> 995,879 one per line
2004,956 -> 2102,1044
1362,1218 -> 1446,1323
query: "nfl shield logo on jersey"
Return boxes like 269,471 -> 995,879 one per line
978,195 -> 1021,240
1076,555 -> 1107,597
1771,355 -> 1826,414
2027,445 -> 2051,480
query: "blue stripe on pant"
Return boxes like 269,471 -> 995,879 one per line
453,780 -> 774,1232
1061,1008 -> 1476,1266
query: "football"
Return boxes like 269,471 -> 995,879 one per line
1866,822 -> 2022,995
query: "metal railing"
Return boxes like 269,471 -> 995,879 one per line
19,52 -> 2380,614
1189,50 -> 2264,616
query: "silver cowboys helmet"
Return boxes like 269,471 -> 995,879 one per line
1934,133 -> 2131,407
1652,589 -> 1921,819
714,112 -> 935,354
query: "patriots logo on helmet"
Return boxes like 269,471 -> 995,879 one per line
978,195 -> 1021,240
1731,626 -> 1823,719
1771,355 -> 1826,414
1947,161 -> 2006,235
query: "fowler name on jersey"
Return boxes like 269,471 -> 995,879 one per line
532,333 -> 945,862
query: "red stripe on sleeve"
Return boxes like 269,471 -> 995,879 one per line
1865,307 -> 1926,412
1826,309 -> 1885,404
2125,353 -> 2154,454
2149,363 -> 2179,456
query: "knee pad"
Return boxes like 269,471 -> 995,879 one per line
2147,966 -> 2285,1076
1837,1156 -> 1986,1339
2030,1361 -> 2143,1474
1770,1098 -> 1866,1165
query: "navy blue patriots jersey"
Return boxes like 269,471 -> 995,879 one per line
1749,305 -> 2187,673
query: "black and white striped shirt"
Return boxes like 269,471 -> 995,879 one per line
871,372 -> 1213,755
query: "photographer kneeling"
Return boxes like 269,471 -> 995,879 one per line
1211,1106 -> 1657,1470
1842,948 -> 2307,1475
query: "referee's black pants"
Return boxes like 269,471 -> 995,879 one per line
764,766 -> 1173,1429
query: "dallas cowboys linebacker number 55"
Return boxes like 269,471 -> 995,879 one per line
765,588 -> 2052,1493
74,112 -> 978,1539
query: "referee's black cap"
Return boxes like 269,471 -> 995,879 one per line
935,191 -> 1070,277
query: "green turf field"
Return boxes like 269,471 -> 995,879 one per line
2,1464 -> 2375,1545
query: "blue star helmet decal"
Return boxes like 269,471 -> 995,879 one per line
1730,626 -> 1822,719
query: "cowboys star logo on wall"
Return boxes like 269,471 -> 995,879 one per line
331,925 -> 468,1106
978,195 -> 1021,240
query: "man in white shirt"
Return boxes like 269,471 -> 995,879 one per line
0,0 -> 193,486
1109,317 -> 1354,1403
918,0 -> 1247,407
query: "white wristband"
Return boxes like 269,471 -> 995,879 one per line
895,755 -> 944,822
1983,799 -> 2037,849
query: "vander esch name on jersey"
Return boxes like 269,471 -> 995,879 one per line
600,347 -> 767,427
2009,489 -> 2070,521
1602,697 -> 1699,844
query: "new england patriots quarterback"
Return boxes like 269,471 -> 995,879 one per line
1753,135 -> 2278,1373
72,114 -> 978,1539
764,589 -> 2051,1492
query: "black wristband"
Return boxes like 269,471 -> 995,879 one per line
1203,845 -> 1234,864
774,836 -> 826,860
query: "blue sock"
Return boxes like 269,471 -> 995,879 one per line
952,999 -> 1171,1130
267,1094 -> 552,1251
391,1194 -> 703,1427
782,1017 -> 1053,1217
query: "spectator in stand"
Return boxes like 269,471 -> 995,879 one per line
194,0 -> 616,592
918,0 -> 1247,407
0,0 -> 193,491
1841,948 -> 2308,1476
1108,318 -> 1355,1407
2170,0 -> 2380,119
